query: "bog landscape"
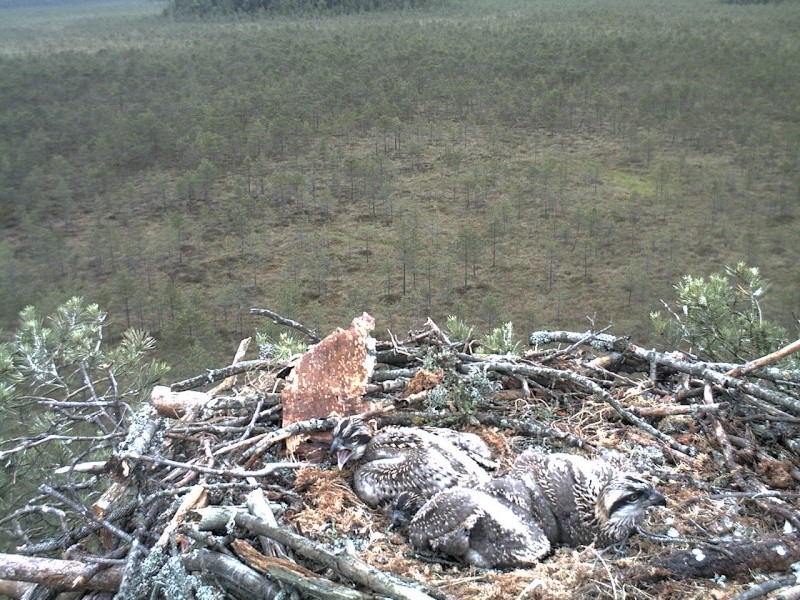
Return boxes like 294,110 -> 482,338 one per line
1,0 -> 798,376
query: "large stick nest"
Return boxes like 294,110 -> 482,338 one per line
2,316 -> 800,600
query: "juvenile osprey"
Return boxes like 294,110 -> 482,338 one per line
510,450 -> 666,548
330,416 -> 494,508
399,450 -> 665,568
404,487 -> 551,569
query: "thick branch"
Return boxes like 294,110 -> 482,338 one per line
183,548 -> 282,600
0,553 -> 123,592
232,539 -> 377,600
652,537 -> 800,579
726,338 -> 800,378
232,513 -> 449,600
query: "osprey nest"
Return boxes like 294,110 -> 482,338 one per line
2,309 -> 800,600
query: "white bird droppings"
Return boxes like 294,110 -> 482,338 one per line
692,548 -> 706,562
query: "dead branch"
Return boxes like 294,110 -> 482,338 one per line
208,337 -> 252,395
726,338 -> 800,378
245,488 -> 288,558
536,325 -> 614,363
182,548 -> 283,599
0,553 -> 123,593
232,512 -> 451,600
120,452 -> 308,478
232,539 -> 377,600
731,576 -> 798,600
250,307 -> 322,343
652,537 -> 800,579
774,582 -> 800,600
628,402 -> 728,417
170,359 -> 273,392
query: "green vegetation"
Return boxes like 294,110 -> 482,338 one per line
651,263 -> 793,363
0,0 -> 798,377
0,297 -> 168,534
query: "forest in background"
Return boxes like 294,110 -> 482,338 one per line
0,0 -> 799,379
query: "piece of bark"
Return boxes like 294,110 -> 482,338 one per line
281,313 -> 376,460
0,554 -> 122,593
402,369 -> 443,397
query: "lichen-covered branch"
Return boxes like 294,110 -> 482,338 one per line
249,307 -> 322,343
170,359 -> 273,392
232,513 -> 450,600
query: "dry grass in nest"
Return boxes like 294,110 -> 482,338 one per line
472,426 -> 514,459
290,467 -> 374,536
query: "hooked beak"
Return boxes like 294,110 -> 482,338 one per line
649,489 -> 667,508
336,448 -> 352,470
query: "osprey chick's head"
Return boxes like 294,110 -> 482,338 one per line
597,473 -> 666,542
331,416 -> 373,469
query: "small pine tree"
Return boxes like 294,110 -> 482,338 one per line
0,297 -> 169,547
479,322 -> 521,356
650,263 -> 790,363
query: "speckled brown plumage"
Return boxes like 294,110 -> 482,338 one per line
330,416 -> 494,508
510,450 -> 666,548
401,450 -> 665,569
406,486 -> 551,569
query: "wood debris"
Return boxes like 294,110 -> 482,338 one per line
1,313 -> 799,600
281,312 -> 377,458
